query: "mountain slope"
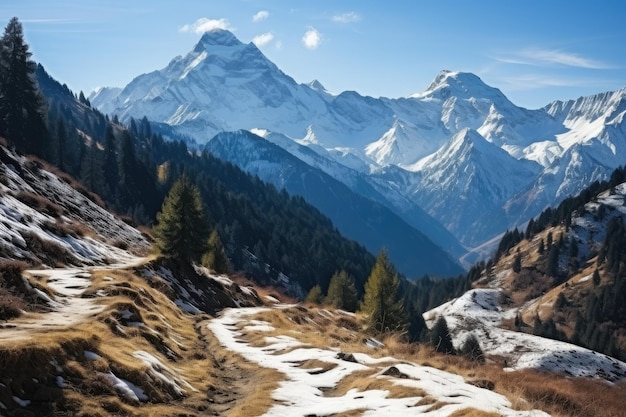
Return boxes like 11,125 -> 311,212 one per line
425,169 -> 626,382
409,128 -> 542,246
204,130 -> 464,278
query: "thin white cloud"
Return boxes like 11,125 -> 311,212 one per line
253,10 -> 269,22
495,48 -> 612,69
302,27 -> 321,50
179,18 -> 232,34
499,73 -> 610,91
252,32 -> 274,47
332,12 -> 361,23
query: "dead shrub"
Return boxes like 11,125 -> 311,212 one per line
20,230 -> 78,266
14,190 -> 65,218
0,288 -> 25,319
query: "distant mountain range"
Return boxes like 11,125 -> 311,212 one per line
91,29 -> 626,270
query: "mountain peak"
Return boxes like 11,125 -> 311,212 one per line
307,79 -> 327,92
412,70 -> 501,101
196,29 -> 242,50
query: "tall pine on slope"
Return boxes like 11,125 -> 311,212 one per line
155,176 -> 209,262
359,250 -> 407,334
202,229 -> 229,273
0,17 -> 47,155
325,270 -> 359,312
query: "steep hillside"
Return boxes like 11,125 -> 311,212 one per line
425,169 -> 626,382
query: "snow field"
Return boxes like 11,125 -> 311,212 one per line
209,307 -> 549,416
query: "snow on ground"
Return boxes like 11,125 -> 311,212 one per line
209,306 -> 549,417
0,256 -> 145,341
424,289 -> 626,382
0,147 -> 149,265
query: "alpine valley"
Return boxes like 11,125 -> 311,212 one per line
91,29 -> 626,275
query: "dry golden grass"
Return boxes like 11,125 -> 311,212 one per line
240,304 -> 626,417
330,369 -> 427,399
415,395 -> 438,406
448,409 -> 501,417
329,409 -> 368,417
0,264 -> 226,416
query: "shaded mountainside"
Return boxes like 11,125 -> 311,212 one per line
204,130 -> 464,278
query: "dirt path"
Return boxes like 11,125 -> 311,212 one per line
0,257 -> 146,341
197,318 -> 262,416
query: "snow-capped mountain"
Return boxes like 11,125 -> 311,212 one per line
91,29 -> 626,260
204,130 -> 464,278
407,128 -> 542,245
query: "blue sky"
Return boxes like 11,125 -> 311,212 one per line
3,0 -> 626,109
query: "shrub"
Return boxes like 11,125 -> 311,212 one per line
459,334 -> 484,363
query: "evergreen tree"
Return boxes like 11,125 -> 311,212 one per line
325,270 -> 358,312
0,17 -> 48,155
538,238 -> 545,255
155,176 -> 209,262
547,245 -> 560,276
513,252 -> 522,273
359,250 -> 407,334
459,334 -> 484,362
430,316 -> 455,354
305,284 -> 323,304
593,269 -> 601,286
54,117 -> 67,170
202,229 -> 229,273
80,141 -> 104,194
102,124 -> 118,197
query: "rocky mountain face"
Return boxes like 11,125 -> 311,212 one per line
91,29 -> 626,262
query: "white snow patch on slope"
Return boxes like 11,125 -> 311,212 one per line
425,289 -> 626,381
209,307 -> 549,417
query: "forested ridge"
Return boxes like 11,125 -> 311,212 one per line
489,165 -> 626,361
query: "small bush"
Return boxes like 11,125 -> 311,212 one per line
0,288 -> 25,319
14,190 -> 64,218
459,334 -> 485,363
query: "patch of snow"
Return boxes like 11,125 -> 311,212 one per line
84,350 -> 102,361
133,350 -> 194,396
101,371 -> 148,402
209,307 -> 549,416
12,396 -> 30,407
264,295 -> 280,303
56,375 -> 67,388
425,288 -> 626,382
364,338 -> 385,349
175,299 -> 201,314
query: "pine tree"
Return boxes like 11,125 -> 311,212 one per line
430,316 -> 455,354
102,124 -> 118,198
513,252 -> 522,273
0,17 -> 48,155
202,229 -> 229,273
547,245 -> 560,276
325,270 -> 358,312
593,269 -> 601,286
155,176 -> 209,262
305,284 -> 323,304
359,250 -> 407,334
459,334 -> 484,362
